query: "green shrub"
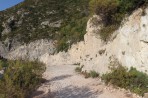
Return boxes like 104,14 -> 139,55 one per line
56,38 -> 69,52
99,25 -> 118,41
75,67 -> 82,72
73,63 -> 80,66
82,71 -> 91,78
119,0 -> 147,13
89,0 -> 148,41
75,65 -> 84,73
89,70 -> 99,78
0,60 -> 8,70
0,60 -> 46,98
57,17 -> 88,52
0,61 -> 4,70
0,25 -> 4,39
81,70 -> 99,78
89,0 -> 120,24
0,0 -> 89,52
102,64 -> 148,96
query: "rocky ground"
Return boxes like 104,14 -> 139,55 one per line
32,64 -> 142,98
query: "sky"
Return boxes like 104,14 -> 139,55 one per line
0,0 -> 24,11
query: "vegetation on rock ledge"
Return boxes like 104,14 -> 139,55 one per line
89,0 -> 148,41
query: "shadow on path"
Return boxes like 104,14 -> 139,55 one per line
45,86 -> 100,98
49,75 -> 72,82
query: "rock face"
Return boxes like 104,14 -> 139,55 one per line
9,39 -> 55,60
40,8 -> 148,74
1,16 -> 15,35
0,42 -> 8,57
1,5 -> 148,75
3,39 -> 56,60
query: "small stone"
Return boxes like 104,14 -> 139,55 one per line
125,92 -> 133,98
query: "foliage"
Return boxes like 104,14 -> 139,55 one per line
80,70 -> 99,78
119,0 -> 147,13
57,17 -> 88,52
0,25 -> 4,39
0,60 -> 7,70
102,64 -> 148,96
89,0 -> 120,24
56,38 -> 69,52
81,71 -> 91,78
1,0 -> 147,51
99,25 -> 118,41
75,65 -> 84,73
0,0 -> 89,52
89,70 -> 99,78
0,60 -> 46,98
89,0 -> 148,41
73,63 -> 80,66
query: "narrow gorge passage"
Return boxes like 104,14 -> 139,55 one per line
33,64 -> 142,98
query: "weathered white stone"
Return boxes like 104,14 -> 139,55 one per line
41,21 -> 50,26
0,42 -> 8,57
41,20 -> 62,28
40,8 -> 148,74
6,39 -> 56,61
1,24 -> 11,35
48,20 -> 62,28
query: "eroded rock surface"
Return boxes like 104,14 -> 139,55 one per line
40,8 -> 148,74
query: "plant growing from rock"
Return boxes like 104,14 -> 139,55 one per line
75,65 -> 84,73
89,70 -> 99,78
89,0 -> 148,41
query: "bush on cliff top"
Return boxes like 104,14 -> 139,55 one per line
89,0 -> 148,41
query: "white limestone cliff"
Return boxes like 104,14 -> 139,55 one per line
6,39 -> 56,60
40,8 -> 148,74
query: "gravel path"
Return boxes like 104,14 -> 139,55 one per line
33,64 -> 142,98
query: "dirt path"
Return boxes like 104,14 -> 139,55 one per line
33,64 -> 142,98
